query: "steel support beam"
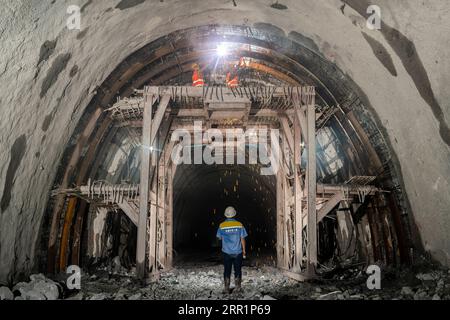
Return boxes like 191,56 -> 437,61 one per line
276,145 -> 285,268
317,192 -> 344,223
148,160 -> 158,276
118,201 -> 139,226
47,108 -> 103,273
302,191 -> 345,228
295,108 -> 308,144
137,90 -> 154,279
151,95 -> 171,145
306,96 -> 317,277
164,141 -> 175,268
157,157 -> 167,269
280,116 -> 294,155
166,164 -> 174,269
293,110 -> 303,272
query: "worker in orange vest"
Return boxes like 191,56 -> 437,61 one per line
226,58 -> 245,88
226,65 -> 239,88
192,63 -> 205,87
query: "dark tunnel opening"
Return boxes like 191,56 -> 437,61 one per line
173,164 -> 277,266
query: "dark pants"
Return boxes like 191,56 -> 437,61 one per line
223,253 -> 243,279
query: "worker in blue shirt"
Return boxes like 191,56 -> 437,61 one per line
216,206 -> 248,294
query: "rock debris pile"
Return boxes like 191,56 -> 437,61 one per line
68,264 -> 450,300
0,274 -> 61,300
1,263 -> 449,301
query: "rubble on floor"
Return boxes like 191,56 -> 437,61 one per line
2,260 -> 449,301
0,274 -> 61,300
59,262 -> 450,301
0,286 -> 14,300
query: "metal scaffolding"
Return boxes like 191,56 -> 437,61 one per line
54,85 -> 384,281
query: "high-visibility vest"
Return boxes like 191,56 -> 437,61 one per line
226,72 -> 239,88
192,70 -> 205,87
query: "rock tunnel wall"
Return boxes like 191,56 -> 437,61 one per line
0,0 -> 449,283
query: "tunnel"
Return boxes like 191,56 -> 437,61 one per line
173,164 -> 277,265
33,22 -> 415,276
0,0 -> 450,301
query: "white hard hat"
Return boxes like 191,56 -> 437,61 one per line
224,206 -> 237,218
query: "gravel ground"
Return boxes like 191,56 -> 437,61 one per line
66,262 -> 450,301
3,255 -> 449,301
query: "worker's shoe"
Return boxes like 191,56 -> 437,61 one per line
234,277 -> 242,293
223,278 -> 231,294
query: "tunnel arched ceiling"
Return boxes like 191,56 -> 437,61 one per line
1,0 -> 449,283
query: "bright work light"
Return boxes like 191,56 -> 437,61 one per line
216,43 -> 228,57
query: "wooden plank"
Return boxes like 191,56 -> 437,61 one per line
137,90 -> 154,279
118,200 -> 139,226
306,99 -> 317,276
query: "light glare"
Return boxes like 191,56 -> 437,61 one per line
216,43 -> 228,57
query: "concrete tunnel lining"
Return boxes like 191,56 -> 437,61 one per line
0,0 -> 450,284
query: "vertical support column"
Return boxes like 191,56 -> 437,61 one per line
283,175 -> 291,269
157,157 -> 166,269
293,111 -> 303,272
283,135 -> 294,269
148,163 -> 158,275
306,90 -> 317,277
166,164 -> 174,269
276,138 -> 285,268
137,91 -> 154,279
164,141 -> 175,270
